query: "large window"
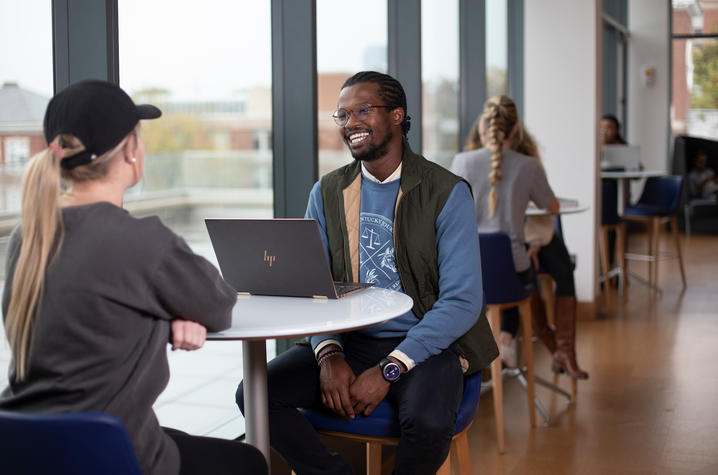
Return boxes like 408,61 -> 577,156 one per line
0,1 -> 53,295
119,0 -> 273,438
486,0 -> 508,99
672,1 -> 718,141
119,0 -> 273,262
316,0 -> 388,178
422,0 -> 459,167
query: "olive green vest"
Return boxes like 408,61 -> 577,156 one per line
319,140 -> 498,374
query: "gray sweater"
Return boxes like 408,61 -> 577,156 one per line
451,148 -> 555,272
1,202 -> 237,475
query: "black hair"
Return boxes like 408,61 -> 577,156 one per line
342,71 -> 412,137
601,114 -> 627,144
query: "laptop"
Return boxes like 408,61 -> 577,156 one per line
205,218 -> 373,299
601,145 -> 641,171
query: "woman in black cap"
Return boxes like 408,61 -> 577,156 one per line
1,80 -> 267,475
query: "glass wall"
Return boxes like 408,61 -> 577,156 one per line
602,0 -> 628,124
119,0 -> 273,437
486,0 -> 508,99
316,0 -> 388,178
672,1 -> 718,141
0,1 -> 53,293
422,0 -> 459,167
119,0 -> 273,264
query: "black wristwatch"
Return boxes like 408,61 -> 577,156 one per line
379,358 -> 401,383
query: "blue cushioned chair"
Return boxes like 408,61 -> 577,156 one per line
0,411 -> 142,475
599,179 -> 627,305
297,368 -> 483,475
479,232 -> 537,454
624,175 -> 686,288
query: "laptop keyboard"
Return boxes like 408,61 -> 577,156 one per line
334,282 -> 374,297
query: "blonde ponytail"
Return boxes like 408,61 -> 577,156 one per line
5,130 -> 124,381
5,142 -> 64,381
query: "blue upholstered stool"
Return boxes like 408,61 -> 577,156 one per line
624,175 -> 686,289
0,411 -> 142,475
297,369 -> 483,475
479,232 -> 537,454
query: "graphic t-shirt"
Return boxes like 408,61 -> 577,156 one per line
359,178 -> 403,291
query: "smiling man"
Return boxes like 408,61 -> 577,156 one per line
236,71 -> 498,475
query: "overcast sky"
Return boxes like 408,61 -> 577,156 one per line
1,0 -> 505,100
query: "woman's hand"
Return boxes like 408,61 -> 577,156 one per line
171,319 -> 207,351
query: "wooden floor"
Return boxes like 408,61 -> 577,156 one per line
270,231 -> 718,474
466,232 -> 718,475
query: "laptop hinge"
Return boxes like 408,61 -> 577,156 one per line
237,292 -> 251,296
312,295 -> 329,300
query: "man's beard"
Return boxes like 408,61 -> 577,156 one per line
347,129 -> 393,162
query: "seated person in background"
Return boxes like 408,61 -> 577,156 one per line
600,114 -> 627,145
688,151 -> 718,200
236,71 -> 497,475
1,80 -> 267,475
451,95 -> 588,380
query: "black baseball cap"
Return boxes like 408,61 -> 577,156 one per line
43,80 -> 162,169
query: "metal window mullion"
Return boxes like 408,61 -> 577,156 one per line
507,0 -> 524,117
459,0 -> 486,149
52,0 -> 119,93
388,0 -> 422,153
270,0 -> 317,220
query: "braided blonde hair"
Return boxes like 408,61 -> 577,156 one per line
5,130 -> 134,381
464,95 -> 543,217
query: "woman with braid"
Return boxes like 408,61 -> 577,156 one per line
451,95 -> 588,380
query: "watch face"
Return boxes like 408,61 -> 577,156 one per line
383,362 -> 401,381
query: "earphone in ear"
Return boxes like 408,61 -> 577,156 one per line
130,157 -> 137,163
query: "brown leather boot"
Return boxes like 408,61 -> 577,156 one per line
530,291 -> 556,353
552,296 -> 589,380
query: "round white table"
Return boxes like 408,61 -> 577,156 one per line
601,169 -> 668,212
599,169 -> 667,180
525,204 -> 589,216
207,287 -> 413,468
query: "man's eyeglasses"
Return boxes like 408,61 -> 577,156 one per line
331,103 -> 394,126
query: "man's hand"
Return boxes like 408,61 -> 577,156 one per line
319,356 -> 356,418
171,320 -> 207,351
349,366 -> 390,416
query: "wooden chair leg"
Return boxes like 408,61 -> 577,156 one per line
598,226 -> 611,309
652,218 -> 661,287
487,306 -> 505,453
366,441 -> 382,475
454,433 -> 472,475
670,216 -> 687,288
571,377 -> 578,400
519,300 -> 536,428
617,223 -> 627,297
647,220 -> 654,287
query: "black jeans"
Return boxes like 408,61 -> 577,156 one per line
163,427 -> 267,475
236,332 -> 464,475
501,233 -> 576,336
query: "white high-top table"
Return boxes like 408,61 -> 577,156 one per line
207,287 -> 413,468
601,169 -> 667,212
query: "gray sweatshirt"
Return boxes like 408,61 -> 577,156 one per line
1,202 -> 237,475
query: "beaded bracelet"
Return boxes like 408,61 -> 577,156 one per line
317,349 -> 344,366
